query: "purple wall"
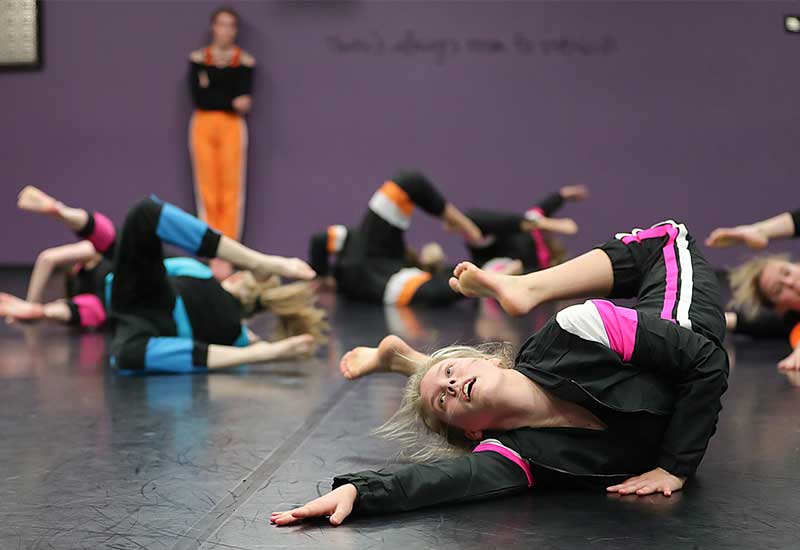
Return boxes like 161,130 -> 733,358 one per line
2,1 -> 798,267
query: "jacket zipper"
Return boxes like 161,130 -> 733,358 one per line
518,362 -> 669,415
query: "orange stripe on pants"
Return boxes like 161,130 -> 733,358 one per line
396,272 -> 432,306
189,110 -> 248,240
380,181 -> 415,216
790,322 -> 800,349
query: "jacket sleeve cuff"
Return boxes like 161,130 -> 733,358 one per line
792,209 -> 800,237
332,473 -> 389,514
657,456 -> 696,479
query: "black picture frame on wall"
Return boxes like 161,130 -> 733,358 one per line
0,0 -> 43,71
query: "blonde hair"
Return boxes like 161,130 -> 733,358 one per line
728,254 -> 789,319
375,342 -> 515,462
235,271 -> 328,351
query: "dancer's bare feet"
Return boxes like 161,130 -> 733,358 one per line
339,334 -> 423,380
17,186 -> 62,215
0,293 -> 45,323
449,262 -> 538,316
255,334 -> 316,361
339,347 -> 381,379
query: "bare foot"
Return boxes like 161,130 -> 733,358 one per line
17,186 -> 62,215
257,334 -> 316,361
339,334 -> 419,380
449,262 -> 537,316
0,293 -> 45,322
254,256 -> 316,281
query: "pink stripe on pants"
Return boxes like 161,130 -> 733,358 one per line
620,224 -> 679,322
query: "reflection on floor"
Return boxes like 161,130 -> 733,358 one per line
1,268 -> 799,549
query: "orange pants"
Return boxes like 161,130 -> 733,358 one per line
189,110 -> 248,240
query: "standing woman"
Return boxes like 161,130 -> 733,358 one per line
189,7 -> 255,278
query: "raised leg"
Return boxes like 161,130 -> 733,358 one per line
449,248 -> 614,316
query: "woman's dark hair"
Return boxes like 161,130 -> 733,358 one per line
210,6 -> 239,24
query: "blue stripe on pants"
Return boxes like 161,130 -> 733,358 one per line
144,338 -> 202,373
156,202 -> 210,254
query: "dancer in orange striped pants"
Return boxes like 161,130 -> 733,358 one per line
309,171 -> 488,306
188,7 -> 254,277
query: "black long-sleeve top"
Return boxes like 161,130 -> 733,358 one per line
189,47 -> 253,111
332,300 -> 728,515
733,309 -> 800,339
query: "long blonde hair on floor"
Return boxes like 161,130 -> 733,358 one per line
374,342 -> 515,462
728,254 -> 789,319
235,271 -> 328,351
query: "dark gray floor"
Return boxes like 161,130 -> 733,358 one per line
2,268 -> 800,550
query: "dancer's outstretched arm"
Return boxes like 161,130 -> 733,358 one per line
272,442 -> 531,526
557,184 -> 589,203
114,333 -> 316,373
526,215 -> 578,235
206,336 -> 315,369
706,210 -> 800,249
522,184 -> 588,235
526,185 -> 589,218
442,203 -> 483,243
26,242 -> 98,303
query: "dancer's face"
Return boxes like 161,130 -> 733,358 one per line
211,12 -> 238,47
759,260 -> 800,313
419,357 -> 504,440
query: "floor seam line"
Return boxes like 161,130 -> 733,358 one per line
169,379 -> 360,550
